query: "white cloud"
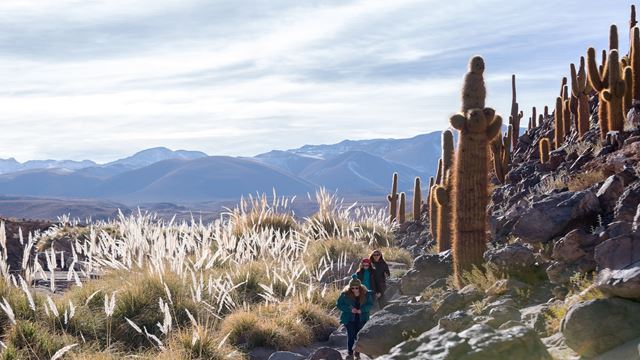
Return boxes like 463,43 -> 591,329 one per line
0,0 -> 631,162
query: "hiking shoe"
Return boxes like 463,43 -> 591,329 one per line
355,351 -> 361,359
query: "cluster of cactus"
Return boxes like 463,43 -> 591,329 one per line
586,24 -> 630,138
490,125 -> 512,184
387,172 -> 423,225
449,56 -> 502,287
570,56 -> 593,137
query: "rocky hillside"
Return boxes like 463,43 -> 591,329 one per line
335,6 -> 640,360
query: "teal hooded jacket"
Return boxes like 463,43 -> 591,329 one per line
336,290 -> 374,325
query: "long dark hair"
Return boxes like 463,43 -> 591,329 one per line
369,249 -> 386,264
343,284 -> 368,304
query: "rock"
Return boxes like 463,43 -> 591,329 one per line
268,351 -> 306,360
541,332 -> 580,360
326,325 -> 347,347
438,311 -> 474,332
355,302 -> 436,358
435,289 -> 482,318
484,244 -> 537,275
498,320 -> 525,330
600,221 -> 633,242
597,175 -> 625,213
308,347 -> 342,360
512,190 -> 600,243
552,229 -> 596,263
399,251 -> 452,295
634,205 -> 640,232
593,337 -> 640,360
594,234 -> 640,270
546,261 -> 572,285
521,304 -> 550,334
597,261 -> 640,299
380,324 -> 552,360
561,298 -> 640,357
614,182 -> 640,222
486,305 -> 521,328
485,278 -> 530,297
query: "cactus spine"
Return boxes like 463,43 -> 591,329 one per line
413,177 -> 422,221
450,56 -> 503,287
539,138 -> 551,164
570,56 -> 593,137
387,173 -> 398,223
398,192 -> 406,224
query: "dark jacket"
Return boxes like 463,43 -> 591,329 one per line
336,290 -> 374,325
371,261 -> 390,293
356,268 -> 376,292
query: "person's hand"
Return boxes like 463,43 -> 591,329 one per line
355,309 -> 362,314
351,308 -> 358,314
376,293 -> 381,298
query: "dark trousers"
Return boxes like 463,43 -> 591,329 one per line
346,320 -> 363,354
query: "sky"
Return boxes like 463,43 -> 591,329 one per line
0,0 -> 633,163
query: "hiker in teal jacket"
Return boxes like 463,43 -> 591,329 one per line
336,275 -> 374,359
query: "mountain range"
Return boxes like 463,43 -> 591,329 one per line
0,132 -> 445,207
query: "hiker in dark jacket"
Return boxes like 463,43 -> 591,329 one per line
336,275 -> 374,359
355,258 -> 375,293
369,249 -> 391,308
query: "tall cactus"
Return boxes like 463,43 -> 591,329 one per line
531,106 -> 537,129
624,65 -> 634,115
587,47 -> 610,139
631,26 -> 640,101
570,56 -> 593,137
413,177 -> 422,221
426,176 -> 434,217
442,130 -> 454,175
387,173 -> 399,223
450,56 -> 503,286
539,138 -> 551,164
429,183 -> 438,239
398,192 -> 406,224
434,181 -> 451,252
509,74 -> 523,149
554,96 -> 564,148
602,50 -> 626,132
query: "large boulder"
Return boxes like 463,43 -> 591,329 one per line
614,182 -> 640,222
596,175 -> 625,213
355,302 -> 436,358
484,244 -> 537,275
594,234 -> 640,271
399,251 -> 452,295
379,324 -> 552,360
561,298 -> 640,357
552,229 -> 597,263
597,262 -> 640,300
512,190 -> 600,243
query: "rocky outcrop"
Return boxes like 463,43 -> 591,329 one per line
379,324 -> 552,360
355,302 -> 436,358
511,190 -> 600,244
399,251 -> 452,295
561,298 -> 640,357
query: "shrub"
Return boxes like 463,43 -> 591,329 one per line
164,326 -> 245,360
4,320 -> 75,360
456,263 -> 507,292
